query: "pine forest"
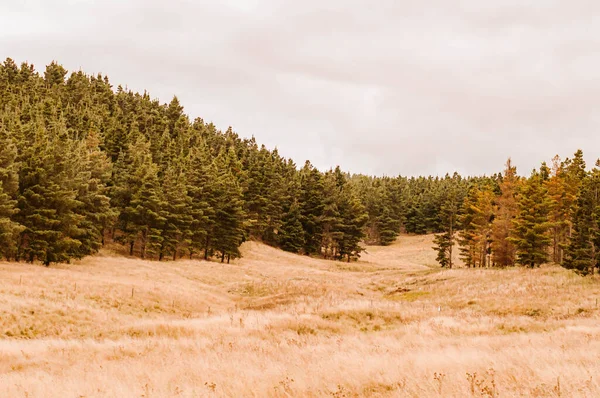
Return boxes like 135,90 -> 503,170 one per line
1,58 -> 599,276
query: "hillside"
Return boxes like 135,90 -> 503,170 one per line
1,235 -> 599,397
2,58 -> 474,268
6,60 -> 598,276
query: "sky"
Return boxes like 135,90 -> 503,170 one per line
2,0 -> 600,177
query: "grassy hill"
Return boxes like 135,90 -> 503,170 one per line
1,235 -> 600,397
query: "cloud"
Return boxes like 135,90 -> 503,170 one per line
2,0 -> 600,176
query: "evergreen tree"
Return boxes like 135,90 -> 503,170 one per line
376,207 -> 402,245
491,159 -> 519,267
545,155 -> 573,264
242,142 -> 269,239
404,204 -> 427,235
510,168 -> 551,267
186,145 -> 212,259
563,165 -> 600,275
563,149 -> 587,234
433,231 -> 453,268
320,169 -> 343,259
278,199 -> 305,253
71,130 -> 114,257
261,149 -> 287,245
337,185 -> 368,261
128,144 -> 165,259
209,148 -> 245,263
158,159 -> 192,260
275,159 -> 303,252
458,187 -> 479,267
112,136 -> 165,258
16,123 -> 84,265
352,176 -> 402,245
459,184 -> 495,267
299,161 -> 325,255
0,127 -> 24,260
433,183 -> 461,268
44,61 -> 67,88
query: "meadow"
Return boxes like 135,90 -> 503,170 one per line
1,235 -> 599,397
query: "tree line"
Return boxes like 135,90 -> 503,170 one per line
1,59 -> 596,274
0,59 -> 397,265
433,152 -> 600,275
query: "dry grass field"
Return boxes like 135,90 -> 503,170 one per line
1,234 -> 600,397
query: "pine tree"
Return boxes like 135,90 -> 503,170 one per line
128,147 -> 165,260
44,61 -> 68,88
563,149 -> 587,236
510,168 -> 551,267
112,136 -> 165,258
433,232 -> 453,268
374,180 -> 402,245
563,165 -> 600,275
299,161 -> 325,255
16,122 -> 84,265
186,145 -> 212,259
158,158 -> 192,260
320,169 -> 343,259
433,184 -> 461,268
473,186 -> 495,267
458,187 -> 478,267
242,142 -> 269,239
545,155 -> 573,264
404,203 -> 427,235
71,130 -> 114,257
261,149 -> 287,245
459,184 -> 495,267
275,159 -> 303,252
110,150 -> 136,254
352,176 -> 402,245
278,199 -> 305,253
491,159 -> 519,267
0,127 -> 24,260
337,185 -> 368,261
209,148 -> 245,263
376,207 -> 401,246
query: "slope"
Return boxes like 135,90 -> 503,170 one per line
0,236 -> 599,397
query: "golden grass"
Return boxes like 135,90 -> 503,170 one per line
1,235 -> 600,397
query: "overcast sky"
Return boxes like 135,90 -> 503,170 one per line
2,0 -> 600,176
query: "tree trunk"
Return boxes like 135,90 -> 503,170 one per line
204,236 -> 210,260
16,232 -> 26,262
449,215 -> 454,269
553,229 -> 556,263
140,229 -> 147,260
